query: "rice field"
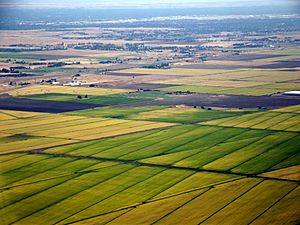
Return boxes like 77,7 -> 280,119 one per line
1,97 -> 299,224
0,110 -> 175,154
202,111 -> 300,132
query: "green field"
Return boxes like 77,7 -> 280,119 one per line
1,100 -> 300,224
67,106 -> 253,123
20,90 -> 171,106
2,17 -> 300,225
202,110 -> 300,132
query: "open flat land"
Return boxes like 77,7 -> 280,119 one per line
1,104 -> 299,225
0,13 -> 300,225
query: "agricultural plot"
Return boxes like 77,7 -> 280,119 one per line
272,104 -> 300,113
41,123 -> 299,175
1,68 -> 300,224
2,156 -> 298,225
0,154 -> 235,225
129,107 -> 251,124
0,109 -> 175,153
66,106 -> 166,119
1,15 -> 300,225
202,111 -> 300,132
22,93 -> 148,106
117,67 -> 300,96
8,85 -> 131,97
21,90 -> 171,106
67,106 -> 251,123
0,109 -> 43,119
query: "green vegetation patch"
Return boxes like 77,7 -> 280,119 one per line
130,107 -> 253,124
22,90 -> 170,106
67,106 -> 166,119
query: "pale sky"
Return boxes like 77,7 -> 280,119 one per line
0,0 -> 299,8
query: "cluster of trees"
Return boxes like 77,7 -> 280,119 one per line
77,95 -> 88,99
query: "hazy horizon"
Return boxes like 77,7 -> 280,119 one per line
1,0 -> 299,9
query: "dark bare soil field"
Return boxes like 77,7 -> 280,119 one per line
122,93 -> 300,109
0,73 -> 37,77
0,94 -> 102,113
254,60 -> 300,69
214,54 -> 286,61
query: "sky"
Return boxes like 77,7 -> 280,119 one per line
0,0 -> 299,9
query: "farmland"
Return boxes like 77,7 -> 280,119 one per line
8,85 -> 131,97
118,67 -> 300,96
1,50 -> 300,225
1,102 -> 299,224
0,5 -> 300,225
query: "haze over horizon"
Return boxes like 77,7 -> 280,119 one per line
1,0 -> 299,9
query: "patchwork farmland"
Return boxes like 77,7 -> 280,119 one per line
1,101 -> 299,224
1,6 -> 300,225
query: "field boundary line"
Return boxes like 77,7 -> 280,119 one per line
24,151 -> 300,184
161,128 -> 249,166
39,119 -> 130,138
96,125 -> 197,162
54,168 -> 169,225
147,177 -> 244,203
229,134 -> 298,173
149,188 -> 213,225
0,163 -> 124,210
75,120 -> 177,140
250,136 -> 300,174
67,178 -> 244,225
280,115 -> 300,131
196,131 -> 273,170
1,162 -> 119,191
66,170 -> 198,224
264,113 -> 298,130
0,125 -> 176,156
17,117 -> 110,134
0,154 -> 25,164
246,112 -> 283,129
163,126 -> 226,155
0,115 -> 87,132
197,179 -> 265,225
67,128 -> 161,156
247,184 -> 299,225
0,111 -> 19,119
121,126 -> 223,161
192,136 -> 266,169
266,151 -> 300,172
199,123 -> 300,134
6,165 -> 137,224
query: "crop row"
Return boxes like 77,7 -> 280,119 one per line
202,111 -> 300,132
64,179 -> 299,225
44,124 -> 298,174
1,154 -> 239,225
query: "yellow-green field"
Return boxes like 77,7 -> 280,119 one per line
202,110 -> 300,132
1,103 -> 299,224
8,85 -> 131,96
0,110 -> 175,154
